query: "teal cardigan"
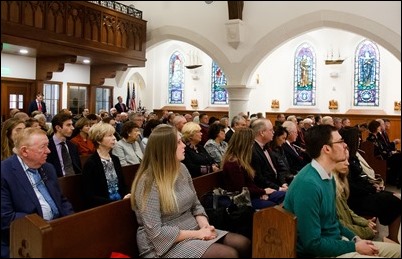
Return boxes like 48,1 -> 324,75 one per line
283,163 -> 356,257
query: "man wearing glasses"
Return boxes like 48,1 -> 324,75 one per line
283,125 -> 400,258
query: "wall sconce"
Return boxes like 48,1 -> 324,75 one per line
191,99 -> 198,109
271,99 -> 279,109
329,99 -> 338,110
394,101 -> 401,111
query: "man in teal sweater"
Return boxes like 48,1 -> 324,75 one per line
283,125 -> 400,258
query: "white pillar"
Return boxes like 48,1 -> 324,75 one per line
224,85 -> 254,119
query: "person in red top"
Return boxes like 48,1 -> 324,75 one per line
70,117 -> 96,156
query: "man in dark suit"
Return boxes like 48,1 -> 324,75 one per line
28,92 -> 47,116
1,128 -> 74,258
250,118 -> 287,204
47,113 -> 81,177
114,96 -> 128,113
225,115 -> 247,143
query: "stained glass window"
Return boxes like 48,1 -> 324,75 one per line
168,51 -> 185,104
211,61 -> 228,104
353,40 -> 379,106
293,43 -> 316,106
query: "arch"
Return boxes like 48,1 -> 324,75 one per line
144,10 -> 400,88
241,10 -> 400,85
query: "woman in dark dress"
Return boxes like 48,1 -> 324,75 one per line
339,126 -> 401,243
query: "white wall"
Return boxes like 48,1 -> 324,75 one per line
1,53 -> 36,79
127,29 -> 401,115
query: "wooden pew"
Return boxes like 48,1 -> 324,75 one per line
57,174 -> 85,212
359,141 -> 387,183
121,164 -> 140,192
10,199 -> 138,258
252,205 -> 297,258
192,171 -> 224,199
11,170 -> 297,258
193,172 -> 298,258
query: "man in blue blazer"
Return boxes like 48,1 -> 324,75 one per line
1,128 -> 74,258
28,93 -> 47,116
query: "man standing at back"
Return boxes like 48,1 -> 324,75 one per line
283,125 -> 400,257
1,128 -> 74,258
47,113 -> 81,177
115,96 -> 128,113
28,93 -> 47,116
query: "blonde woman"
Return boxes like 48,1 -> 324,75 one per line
83,123 -> 129,208
131,125 -> 251,258
181,122 -> 219,178
333,150 -> 378,240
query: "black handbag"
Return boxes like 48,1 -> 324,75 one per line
200,187 -> 254,239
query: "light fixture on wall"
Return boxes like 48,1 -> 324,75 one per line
329,99 -> 338,110
325,48 -> 344,65
191,99 -> 199,109
394,101 -> 401,111
185,50 -> 202,69
271,99 -> 279,109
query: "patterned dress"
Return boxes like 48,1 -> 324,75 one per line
133,163 -> 228,258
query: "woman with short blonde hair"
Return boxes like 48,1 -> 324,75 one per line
82,122 -> 129,208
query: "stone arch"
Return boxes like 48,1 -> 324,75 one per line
145,10 -> 400,87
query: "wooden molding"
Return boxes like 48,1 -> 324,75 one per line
90,64 -> 128,85
345,109 -> 386,115
36,55 -> 77,81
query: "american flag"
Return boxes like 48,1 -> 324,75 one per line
129,84 -> 136,111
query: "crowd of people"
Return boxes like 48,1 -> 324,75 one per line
1,97 -> 401,257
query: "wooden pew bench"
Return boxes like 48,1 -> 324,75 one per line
192,172 -> 297,258
11,171 -> 297,258
359,141 -> 387,183
57,164 -> 140,212
11,199 -> 138,258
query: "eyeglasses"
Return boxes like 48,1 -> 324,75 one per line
328,139 -> 345,145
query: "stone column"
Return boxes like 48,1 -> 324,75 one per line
224,85 -> 254,119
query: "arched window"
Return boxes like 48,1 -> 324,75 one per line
211,61 -> 228,104
354,40 -> 380,106
293,43 -> 316,106
168,51 -> 185,104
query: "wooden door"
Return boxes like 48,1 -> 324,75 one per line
1,79 -> 34,122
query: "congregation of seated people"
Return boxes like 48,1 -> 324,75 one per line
1,107 -> 401,257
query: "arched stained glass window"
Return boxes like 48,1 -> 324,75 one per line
354,40 -> 380,106
293,43 -> 316,106
211,61 -> 228,104
168,51 -> 185,104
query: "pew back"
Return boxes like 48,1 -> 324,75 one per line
359,141 -> 387,182
58,174 -> 85,212
252,205 -> 297,258
192,171 -> 224,200
11,199 -> 138,258
121,164 -> 140,192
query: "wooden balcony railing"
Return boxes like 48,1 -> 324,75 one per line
1,1 -> 146,66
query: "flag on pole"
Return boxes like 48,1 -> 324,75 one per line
126,82 -> 130,108
129,83 -> 137,111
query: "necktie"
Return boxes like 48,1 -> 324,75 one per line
38,102 -> 42,111
60,142 -> 75,176
28,168 -> 59,218
290,144 -> 299,156
263,147 -> 277,174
